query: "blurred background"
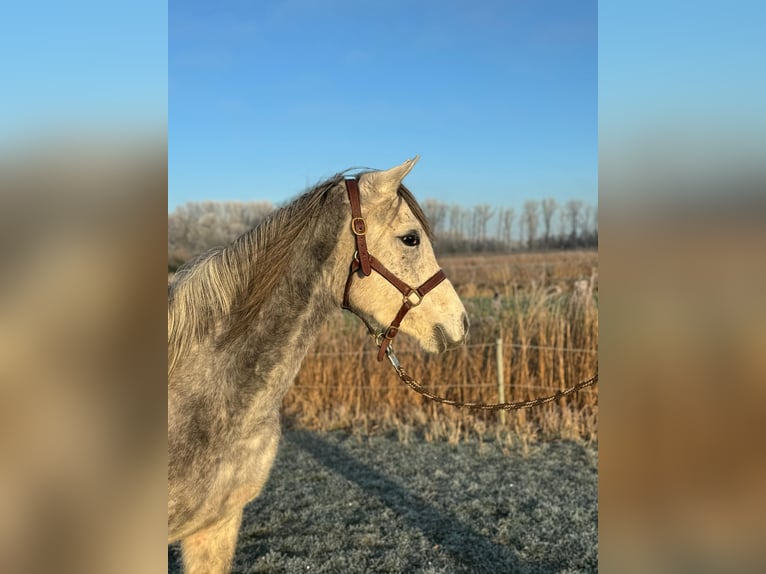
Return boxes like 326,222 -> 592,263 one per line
599,2 -> 766,572
1,2 -> 168,573
1,1 -> 765,573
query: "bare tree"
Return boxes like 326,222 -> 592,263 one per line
495,208 -> 505,242
505,208 -> 515,246
541,198 -> 557,248
459,207 -> 471,240
168,200 -> 274,268
496,207 -> 515,246
522,200 -> 540,249
423,199 -> 447,236
470,209 -> 479,242
565,199 -> 584,243
558,208 -> 567,245
582,204 -> 593,238
580,203 -> 598,246
591,204 -> 598,238
473,204 -> 494,242
448,204 -> 464,238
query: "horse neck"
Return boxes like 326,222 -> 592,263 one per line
231,193 -> 350,402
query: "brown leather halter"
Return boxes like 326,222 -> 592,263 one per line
341,178 -> 447,362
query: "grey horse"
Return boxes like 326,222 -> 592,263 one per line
168,158 -> 467,573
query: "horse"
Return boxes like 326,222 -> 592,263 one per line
167,157 -> 468,573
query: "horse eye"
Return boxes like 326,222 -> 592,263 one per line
400,233 -> 420,247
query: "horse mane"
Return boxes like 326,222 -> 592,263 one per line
397,182 -> 433,240
168,171 -> 432,376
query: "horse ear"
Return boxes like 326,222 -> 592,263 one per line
359,156 -> 419,201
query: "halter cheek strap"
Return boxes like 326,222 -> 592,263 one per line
341,178 -> 447,361
345,178 -> 372,276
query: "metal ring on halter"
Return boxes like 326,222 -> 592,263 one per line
403,289 -> 423,307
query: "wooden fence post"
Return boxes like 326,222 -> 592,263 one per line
496,337 -> 506,425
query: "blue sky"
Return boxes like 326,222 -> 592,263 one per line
599,0 -> 765,195
1,1 -> 166,138
2,1 -> 761,215
169,0 -> 597,211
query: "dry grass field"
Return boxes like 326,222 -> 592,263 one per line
285,249 -> 598,444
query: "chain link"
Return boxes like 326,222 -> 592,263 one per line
384,345 -> 598,411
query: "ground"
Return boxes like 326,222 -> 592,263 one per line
169,430 -> 598,573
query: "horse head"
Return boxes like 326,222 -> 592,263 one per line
343,157 -> 469,355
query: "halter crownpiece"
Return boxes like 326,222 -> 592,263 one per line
341,177 -> 447,361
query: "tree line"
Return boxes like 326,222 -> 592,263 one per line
168,197 -> 597,270
420,198 -> 597,255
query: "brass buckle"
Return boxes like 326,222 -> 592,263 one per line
351,217 -> 366,236
403,289 -> 423,307
384,325 -> 399,340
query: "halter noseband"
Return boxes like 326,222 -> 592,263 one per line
341,178 -> 447,362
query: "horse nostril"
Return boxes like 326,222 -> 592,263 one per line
461,313 -> 470,335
